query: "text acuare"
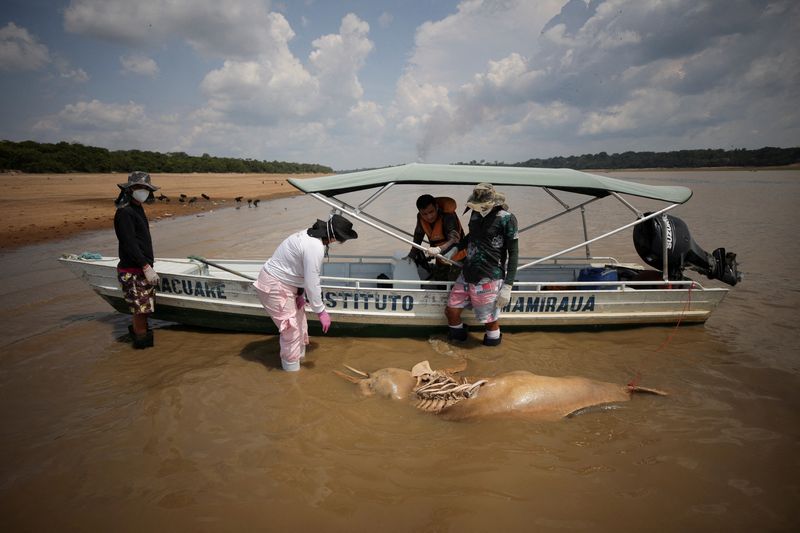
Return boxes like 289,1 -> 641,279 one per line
156,277 -> 227,299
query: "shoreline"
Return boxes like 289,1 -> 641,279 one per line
2,166 -> 795,250
0,172 -> 320,250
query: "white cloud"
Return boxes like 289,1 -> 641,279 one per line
49,55 -> 89,83
32,99 -> 184,151
378,12 -> 393,29
578,89 -> 680,135
0,22 -> 50,70
196,13 -> 373,134
59,66 -> 90,83
36,99 -> 146,130
309,14 -> 373,105
120,54 -> 159,77
199,56 -> 319,123
346,100 -> 385,133
399,0 -> 800,163
15,0 -> 797,170
64,0 -> 282,58
408,0 -> 562,87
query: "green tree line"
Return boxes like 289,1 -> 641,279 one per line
0,140 -> 333,174
459,146 -> 800,169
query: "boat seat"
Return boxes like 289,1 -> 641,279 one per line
390,252 -> 420,290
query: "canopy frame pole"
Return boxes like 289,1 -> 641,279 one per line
544,187 -> 570,209
580,206 -> 590,259
326,196 -> 415,239
517,196 -> 601,234
311,193 -> 462,267
517,204 -> 679,271
357,182 -> 395,212
610,191 -> 643,218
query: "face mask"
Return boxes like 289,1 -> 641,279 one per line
132,189 -> 150,203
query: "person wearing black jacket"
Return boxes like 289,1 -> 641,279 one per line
114,171 -> 160,349
444,183 -> 518,346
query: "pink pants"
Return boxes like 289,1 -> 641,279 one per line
253,269 -> 309,365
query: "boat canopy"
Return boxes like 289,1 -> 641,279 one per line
288,163 -> 692,203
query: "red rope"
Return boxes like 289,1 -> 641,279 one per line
628,282 -> 693,393
627,371 -> 642,390
654,281 -> 694,352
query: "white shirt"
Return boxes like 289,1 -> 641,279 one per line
264,230 -> 327,313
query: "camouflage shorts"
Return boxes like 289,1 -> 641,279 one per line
118,271 -> 155,315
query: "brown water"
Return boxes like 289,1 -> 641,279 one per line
1,170 -> 799,531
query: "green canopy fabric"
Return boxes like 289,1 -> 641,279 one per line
288,163 -> 692,203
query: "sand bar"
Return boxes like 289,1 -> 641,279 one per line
0,172 -> 326,249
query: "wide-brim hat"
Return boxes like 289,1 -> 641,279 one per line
117,171 -> 159,191
329,213 -> 358,242
465,182 -> 505,212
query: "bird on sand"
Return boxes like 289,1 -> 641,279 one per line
179,193 -> 187,199
201,193 -> 210,200
247,199 -> 252,207
234,196 -> 243,203
253,199 -> 260,207
188,197 -> 197,204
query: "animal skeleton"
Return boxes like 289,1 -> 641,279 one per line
410,361 -> 487,413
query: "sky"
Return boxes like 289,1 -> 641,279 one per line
1,0 -> 798,170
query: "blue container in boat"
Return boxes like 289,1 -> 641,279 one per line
577,267 -> 618,290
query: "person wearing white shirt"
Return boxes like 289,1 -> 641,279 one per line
253,214 -> 358,371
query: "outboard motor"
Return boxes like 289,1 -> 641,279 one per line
632,213 -> 741,286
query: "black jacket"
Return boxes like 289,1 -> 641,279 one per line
114,203 -> 154,269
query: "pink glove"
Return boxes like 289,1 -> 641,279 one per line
318,310 -> 331,333
295,293 -> 306,310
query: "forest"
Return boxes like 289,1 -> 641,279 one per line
2,140 -> 798,174
458,146 -> 800,170
0,140 -> 333,174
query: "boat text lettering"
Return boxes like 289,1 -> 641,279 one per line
156,277 -> 227,299
504,295 -> 595,313
324,291 -> 414,311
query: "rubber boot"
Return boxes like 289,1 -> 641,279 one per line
281,359 -> 300,371
482,333 -> 502,346
130,326 -> 154,349
448,325 -> 468,342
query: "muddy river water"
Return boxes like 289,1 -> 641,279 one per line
1,170 -> 798,531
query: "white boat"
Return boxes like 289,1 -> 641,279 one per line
60,163 -> 740,335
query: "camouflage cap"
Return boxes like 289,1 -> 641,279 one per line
465,182 -> 506,213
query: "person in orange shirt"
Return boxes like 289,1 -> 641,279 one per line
406,194 -> 466,282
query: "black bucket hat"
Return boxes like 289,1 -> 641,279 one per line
117,171 -> 159,191
307,214 -> 358,242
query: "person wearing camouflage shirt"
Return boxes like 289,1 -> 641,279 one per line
444,183 -> 519,346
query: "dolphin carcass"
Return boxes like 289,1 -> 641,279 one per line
335,360 -> 667,421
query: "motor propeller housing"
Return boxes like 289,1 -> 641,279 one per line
632,213 -> 741,286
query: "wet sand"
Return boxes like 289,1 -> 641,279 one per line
0,172 -> 323,249
1,170 -> 799,531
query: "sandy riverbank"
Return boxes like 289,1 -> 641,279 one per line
0,172 -> 326,249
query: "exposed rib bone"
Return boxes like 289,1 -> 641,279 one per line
343,364 -> 369,377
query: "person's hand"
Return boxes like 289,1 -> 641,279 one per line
143,264 -> 160,285
425,246 -> 441,257
318,310 -> 331,333
496,284 -> 512,309
295,293 -> 306,310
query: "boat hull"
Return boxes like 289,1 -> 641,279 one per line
60,255 -> 728,336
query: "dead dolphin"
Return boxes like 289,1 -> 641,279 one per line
335,361 -> 666,421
